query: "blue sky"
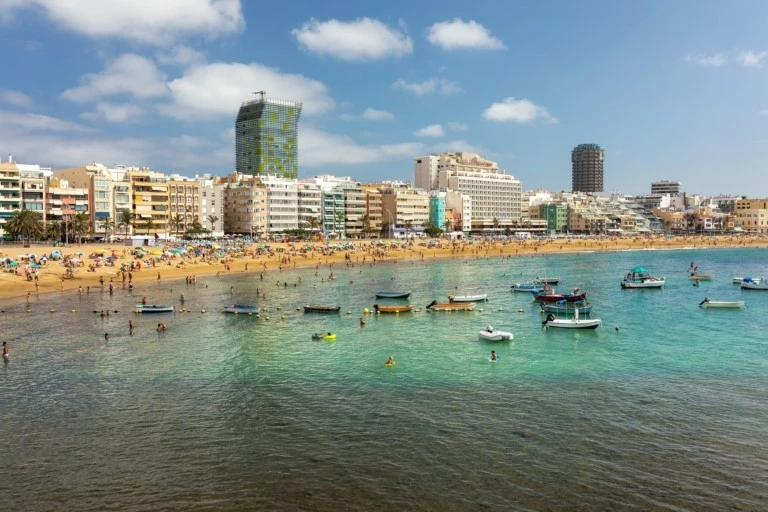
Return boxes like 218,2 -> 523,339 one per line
1,0 -> 768,196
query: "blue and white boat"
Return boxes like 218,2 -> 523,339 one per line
222,304 -> 261,314
511,283 -> 541,292
374,290 -> 412,299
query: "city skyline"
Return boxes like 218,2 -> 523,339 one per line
1,1 -> 768,196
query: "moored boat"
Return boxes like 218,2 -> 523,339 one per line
689,273 -> 713,281
511,283 -> 541,292
478,325 -> 513,341
534,291 -> 587,303
426,300 -> 476,311
134,304 -> 174,313
303,305 -> 341,313
542,309 -> 601,329
541,301 -> 592,315
374,290 -> 411,299
621,266 -> 665,289
533,277 -> 560,285
448,294 -> 488,303
222,304 -> 261,314
740,277 -> 768,290
698,298 -> 745,309
373,304 -> 413,314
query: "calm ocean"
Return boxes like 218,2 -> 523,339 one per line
2,247 -> 767,511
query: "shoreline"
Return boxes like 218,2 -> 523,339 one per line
1,235 -> 767,304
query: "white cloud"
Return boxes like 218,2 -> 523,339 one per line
446,121 -> 468,131
340,107 -> 395,121
415,124 -> 444,137
427,19 -> 505,51
61,54 -> 168,103
739,50 -> 768,67
302,127 -> 423,166
392,77 -> 461,96
161,61 -> 334,119
482,97 -> 558,124
685,52 -> 726,67
157,45 -> 206,67
0,110 -> 90,132
81,102 -> 144,123
292,17 -> 413,61
0,0 -> 244,45
0,88 -> 33,107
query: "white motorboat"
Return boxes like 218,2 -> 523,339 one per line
511,283 -> 541,292
222,304 -> 261,314
478,326 -> 513,341
542,308 -> 601,329
621,266 -> 665,289
740,277 -> 768,290
699,298 -> 745,309
448,294 -> 488,302
134,304 -> 174,313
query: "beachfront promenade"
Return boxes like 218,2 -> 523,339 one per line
1,235 -> 767,302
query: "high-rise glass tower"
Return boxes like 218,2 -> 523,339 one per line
571,143 -> 604,193
236,94 -> 302,178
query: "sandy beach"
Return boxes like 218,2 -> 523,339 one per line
1,234 -> 766,303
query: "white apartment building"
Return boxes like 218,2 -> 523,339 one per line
415,152 -> 522,233
651,180 -> 682,196
380,182 -> 430,235
0,159 -> 21,236
443,189 -> 472,232
261,175 -> 299,235
297,182 -> 323,232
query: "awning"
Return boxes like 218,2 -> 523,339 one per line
151,186 -> 166,192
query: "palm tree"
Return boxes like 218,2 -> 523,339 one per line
306,216 -> 320,233
5,209 -> 43,244
335,211 -> 345,239
118,210 -> 135,237
207,214 -> 219,232
443,219 -> 452,233
102,216 -> 115,241
45,221 -> 62,243
403,219 -> 414,239
71,212 -> 90,244
492,217 -> 500,235
143,217 -> 155,235
170,214 -> 183,237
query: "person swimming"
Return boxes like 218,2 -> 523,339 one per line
385,355 -> 395,366
490,350 -> 498,361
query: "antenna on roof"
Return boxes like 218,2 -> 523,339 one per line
253,90 -> 266,100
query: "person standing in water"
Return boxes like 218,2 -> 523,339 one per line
3,341 -> 9,363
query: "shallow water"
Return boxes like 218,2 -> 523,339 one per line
2,247 -> 768,510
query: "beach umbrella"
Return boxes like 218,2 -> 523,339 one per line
151,250 -> 163,256
28,253 -> 37,260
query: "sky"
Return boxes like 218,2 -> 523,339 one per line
1,0 -> 768,196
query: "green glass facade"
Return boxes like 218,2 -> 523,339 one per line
236,97 -> 302,178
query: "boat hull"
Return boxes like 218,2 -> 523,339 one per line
373,305 -> 413,314
448,294 -> 488,302
426,301 -> 476,311
478,330 -> 513,341
741,282 -> 768,290
541,304 -> 592,315
512,284 -> 540,292
374,291 -> 411,299
134,305 -> 174,313
303,305 -> 341,313
534,277 -> 559,284
701,301 -> 745,309
689,274 -> 713,280
621,279 -> 665,288
535,292 -> 587,302
545,319 -> 602,329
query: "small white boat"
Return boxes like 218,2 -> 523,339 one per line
542,308 -> 601,329
689,273 -> 713,281
740,277 -> 768,290
621,266 -> 665,289
134,304 -> 174,313
511,283 -> 540,292
733,277 -> 746,284
699,298 -> 745,309
478,326 -> 513,341
448,294 -> 488,303
533,277 -> 560,285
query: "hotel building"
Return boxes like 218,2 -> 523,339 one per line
571,143 -> 605,193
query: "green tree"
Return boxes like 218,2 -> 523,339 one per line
45,220 -> 62,242
71,212 -> 90,244
403,219 -> 413,239
443,219 -> 452,233
118,210 -> 135,236
170,214 -> 183,237
492,217 -> 499,235
5,209 -> 43,244
142,217 -> 155,235
101,216 -> 115,241
207,214 -> 219,232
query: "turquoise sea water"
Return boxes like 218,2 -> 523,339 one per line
2,247 -> 768,511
